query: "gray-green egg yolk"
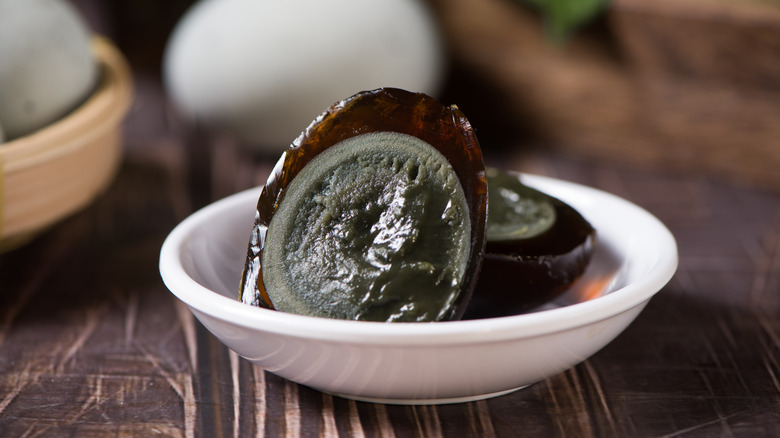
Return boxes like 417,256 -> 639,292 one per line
486,168 -> 556,241
262,132 -> 471,322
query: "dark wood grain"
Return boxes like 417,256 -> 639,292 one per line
2,2 -> 780,435
1,71 -> 778,437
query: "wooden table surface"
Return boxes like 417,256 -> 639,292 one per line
2,4 -> 780,436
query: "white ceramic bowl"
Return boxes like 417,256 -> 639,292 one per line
159,173 -> 678,405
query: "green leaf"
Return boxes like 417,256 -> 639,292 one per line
519,0 -> 610,42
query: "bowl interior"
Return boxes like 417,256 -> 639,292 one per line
162,172 -> 678,340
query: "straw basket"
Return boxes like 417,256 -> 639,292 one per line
0,37 -> 133,252
431,0 -> 780,190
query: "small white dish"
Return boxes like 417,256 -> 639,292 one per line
159,172 -> 678,405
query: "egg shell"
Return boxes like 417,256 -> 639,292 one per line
0,0 -> 98,140
163,0 -> 446,153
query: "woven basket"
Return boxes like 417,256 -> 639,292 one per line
431,0 -> 780,189
0,37 -> 133,252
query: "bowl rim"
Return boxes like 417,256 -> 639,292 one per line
160,173 -> 678,345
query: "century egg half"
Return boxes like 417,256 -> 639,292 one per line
238,88 -> 488,322
463,168 -> 596,319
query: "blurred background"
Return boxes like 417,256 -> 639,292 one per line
58,0 -> 780,190
6,0 -> 777,251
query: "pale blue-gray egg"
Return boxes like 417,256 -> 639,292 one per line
0,0 -> 98,141
163,0 -> 446,153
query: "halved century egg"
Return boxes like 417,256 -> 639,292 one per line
463,168 -> 596,319
239,88 -> 488,322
